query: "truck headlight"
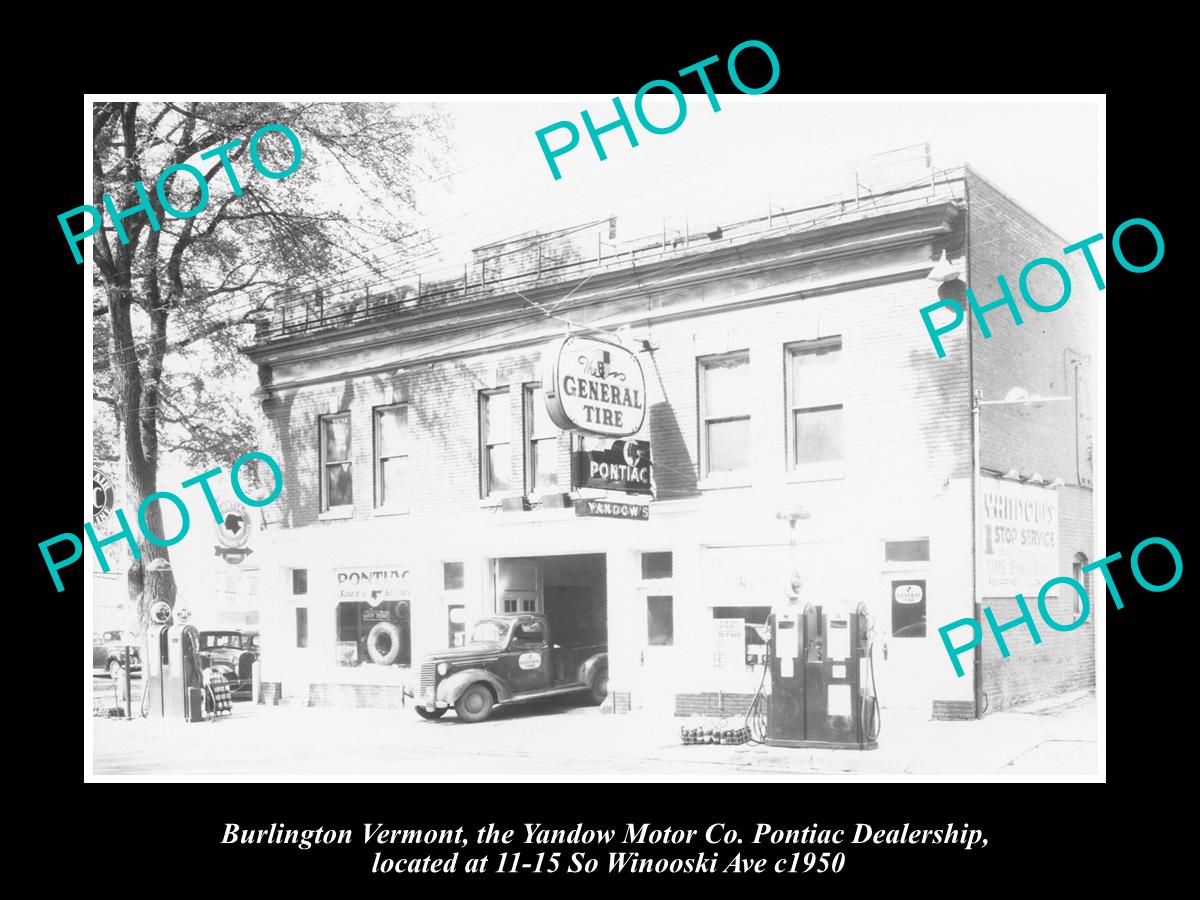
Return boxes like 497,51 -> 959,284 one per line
437,662 -> 449,676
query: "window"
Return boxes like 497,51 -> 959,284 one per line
447,605 -> 466,647
497,559 -> 540,614
699,352 -> 751,479
443,562 -> 464,592
891,580 -> 927,638
647,596 -> 674,646
787,338 -> 843,468
480,389 -> 510,497
885,540 -> 930,563
374,405 -> 409,510
525,384 -> 559,493
641,551 -> 673,580
291,568 -> 308,595
319,412 -> 353,511
335,601 -> 410,666
712,606 -> 770,669
511,620 -> 547,647
295,608 -> 308,648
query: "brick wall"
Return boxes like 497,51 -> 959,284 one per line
262,255 -> 973,527
674,692 -> 756,717
966,168 -> 1097,710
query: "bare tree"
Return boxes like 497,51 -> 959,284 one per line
90,101 -> 448,630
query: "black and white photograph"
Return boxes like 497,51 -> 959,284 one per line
78,90 -> 1107,783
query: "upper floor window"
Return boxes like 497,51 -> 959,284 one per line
480,388 -> 510,498
374,404 -> 409,510
525,384 -> 559,493
319,412 -> 353,511
787,338 -> 843,468
699,352 -> 750,479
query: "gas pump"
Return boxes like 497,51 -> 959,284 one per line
142,623 -> 205,722
762,601 -> 879,750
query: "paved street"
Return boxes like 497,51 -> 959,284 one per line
92,690 -> 1097,778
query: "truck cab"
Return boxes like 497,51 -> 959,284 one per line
412,613 -> 607,723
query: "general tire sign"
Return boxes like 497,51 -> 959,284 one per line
574,499 -> 649,521
543,335 -> 647,437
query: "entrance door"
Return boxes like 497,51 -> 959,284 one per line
877,572 -> 930,709
637,591 -> 677,714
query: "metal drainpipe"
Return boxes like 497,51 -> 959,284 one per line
965,177 -> 985,720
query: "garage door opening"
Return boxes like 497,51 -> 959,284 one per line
493,553 -> 607,650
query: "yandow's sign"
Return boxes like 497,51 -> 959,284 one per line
543,336 -> 646,438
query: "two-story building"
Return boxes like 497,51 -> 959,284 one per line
243,165 -> 1096,719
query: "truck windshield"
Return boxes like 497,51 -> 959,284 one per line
469,620 -> 510,645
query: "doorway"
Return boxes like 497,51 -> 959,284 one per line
493,554 -> 608,685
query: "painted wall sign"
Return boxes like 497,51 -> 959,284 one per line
980,478 -> 1059,598
543,336 -> 647,437
335,567 -> 412,608
574,499 -> 649,521
573,439 -> 652,494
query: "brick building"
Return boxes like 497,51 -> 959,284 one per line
243,165 -> 1095,719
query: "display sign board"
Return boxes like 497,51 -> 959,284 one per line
214,502 -> 252,548
980,478 -> 1060,598
543,335 -> 647,437
712,618 -> 745,670
335,568 -> 412,608
574,499 -> 649,521
573,439 -> 652,494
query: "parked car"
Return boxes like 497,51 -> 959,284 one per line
197,630 -> 260,695
408,613 -> 607,723
92,630 -> 141,678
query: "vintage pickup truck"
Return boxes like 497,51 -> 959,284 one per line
410,613 -> 607,723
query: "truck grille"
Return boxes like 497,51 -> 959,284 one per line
419,662 -> 436,698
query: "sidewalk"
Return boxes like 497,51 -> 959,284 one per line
92,691 -> 1096,778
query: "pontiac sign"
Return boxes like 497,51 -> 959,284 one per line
543,335 -> 647,437
573,439 -> 652,495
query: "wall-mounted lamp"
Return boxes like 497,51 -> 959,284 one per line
1024,473 -> 1047,486
1001,468 -> 1022,481
926,250 -> 962,283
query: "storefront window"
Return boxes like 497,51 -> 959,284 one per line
712,606 -> 770,669
334,600 -> 411,666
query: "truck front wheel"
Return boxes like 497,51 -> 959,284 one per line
455,684 -> 494,723
415,706 -> 447,720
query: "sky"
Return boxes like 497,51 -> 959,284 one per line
411,97 -> 1101,272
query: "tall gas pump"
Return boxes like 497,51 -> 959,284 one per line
765,601 -> 879,750
143,620 -> 205,722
